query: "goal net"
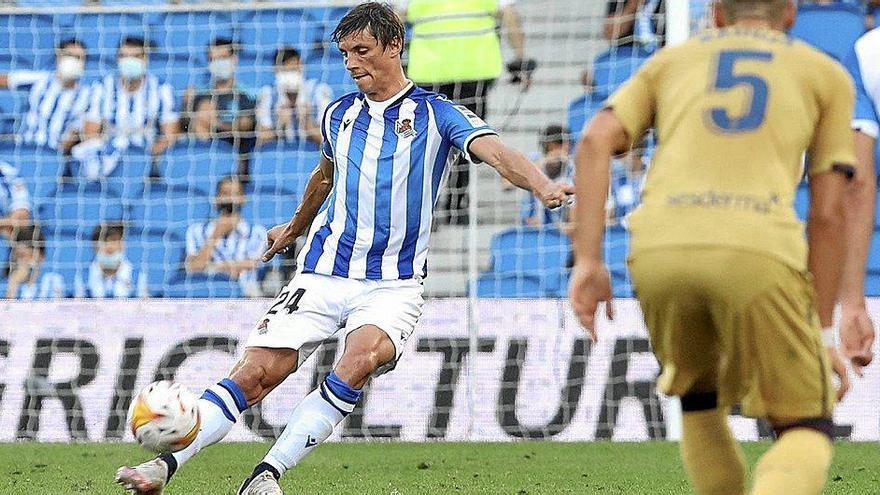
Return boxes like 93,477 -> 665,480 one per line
0,0 -> 877,446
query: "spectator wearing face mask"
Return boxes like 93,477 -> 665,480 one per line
4,225 -> 64,300
184,175 -> 266,296
185,37 -> 256,160
78,37 -> 179,179
0,38 -> 92,153
256,47 -> 333,148
74,223 -> 145,299
521,125 -> 573,227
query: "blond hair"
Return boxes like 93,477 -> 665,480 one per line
719,0 -> 788,22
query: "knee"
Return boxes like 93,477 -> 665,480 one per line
335,349 -> 382,388
229,351 -> 294,401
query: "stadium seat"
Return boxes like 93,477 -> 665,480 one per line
0,235 -> 9,278
237,9 -> 323,59
163,272 -> 244,298
0,14 -> 56,70
38,187 -> 126,238
243,186 -> 299,230
43,231 -> 94,296
249,145 -> 316,195
791,4 -> 865,62
487,226 -> 571,296
150,52 -> 204,92
794,182 -> 809,221
475,273 -> 543,298
127,230 -> 186,297
13,144 -> 65,202
56,13 -> 151,63
866,269 -> 880,297
591,44 -> 653,99
237,51 -> 276,92
102,0 -> 168,6
152,11 -> 235,63
128,182 -> 211,238
159,139 -> 236,196
567,92 -> 605,139
604,225 -> 633,298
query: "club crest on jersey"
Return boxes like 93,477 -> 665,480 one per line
257,318 -> 269,334
395,118 -> 415,138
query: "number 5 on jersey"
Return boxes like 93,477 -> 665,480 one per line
707,50 -> 773,133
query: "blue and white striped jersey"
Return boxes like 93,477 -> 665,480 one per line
186,218 -> 268,294
7,71 -> 92,149
846,27 -> 880,139
256,78 -> 333,142
298,82 -> 496,280
0,161 -> 31,217
14,271 -> 65,300
86,74 -> 178,148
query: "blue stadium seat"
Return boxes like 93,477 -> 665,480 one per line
237,52 -> 276,93
12,144 -> 65,202
238,9 -> 323,59
38,187 -> 125,238
244,186 -> 298,230
43,231 -> 94,297
567,92 -> 605,139
867,229 -> 880,274
159,139 -> 237,196
153,11 -> 235,64
304,57 -> 356,96
475,273 -> 543,298
791,4 -> 865,62
0,14 -> 56,70
102,0 -> 167,6
591,44 -> 653,99
0,235 -> 9,278
149,52 -> 204,92
604,225 -> 633,298
866,269 -> 880,297
164,272 -> 244,298
128,182 -> 211,238
487,226 -> 571,296
249,145 -> 316,195
14,0 -> 77,6
127,230 -> 186,297
794,182 -> 809,221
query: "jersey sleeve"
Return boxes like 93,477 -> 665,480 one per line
185,223 -> 202,256
7,70 -> 45,90
808,62 -> 857,176
0,162 -> 31,212
844,45 -> 879,139
158,82 -> 179,125
256,86 -> 273,129
431,96 -> 497,163
605,52 -> 660,147
85,82 -> 104,123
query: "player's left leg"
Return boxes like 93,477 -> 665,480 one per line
238,325 -> 394,494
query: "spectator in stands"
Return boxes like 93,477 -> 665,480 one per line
0,38 -> 91,153
0,161 -> 31,239
256,47 -> 332,147
521,125 -> 572,227
187,94 -> 219,143
4,225 -> 64,299
78,36 -> 178,178
400,0 -> 534,225
185,37 -> 256,169
605,0 -> 666,47
74,223 -> 143,299
184,175 -> 266,297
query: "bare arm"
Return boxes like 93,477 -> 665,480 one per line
298,110 -> 324,146
262,155 -> 335,261
151,120 -> 179,156
840,131 -> 876,306
83,119 -> 102,140
0,74 -> 8,89
185,236 -> 220,273
499,6 -> 525,60
0,208 -> 30,236
807,170 -> 849,328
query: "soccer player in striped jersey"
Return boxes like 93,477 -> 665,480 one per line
0,38 -> 91,152
841,27 -> 879,374
83,36 -> 179,157
115,3 -> 571,494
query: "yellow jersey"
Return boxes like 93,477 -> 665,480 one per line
608,27 -> 856,271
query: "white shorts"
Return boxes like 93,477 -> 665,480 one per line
245,272 -> 425,376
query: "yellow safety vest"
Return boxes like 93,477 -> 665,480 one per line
406,0 -> 503,84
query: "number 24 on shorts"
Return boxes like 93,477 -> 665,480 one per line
267,288 -> 306,315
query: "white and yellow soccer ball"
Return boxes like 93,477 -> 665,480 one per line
128,380 -> 201,454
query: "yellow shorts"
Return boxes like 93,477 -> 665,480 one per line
629,248 -> 834,419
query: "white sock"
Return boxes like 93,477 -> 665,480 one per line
262,372 -> 361,477
162,379 -> 248,478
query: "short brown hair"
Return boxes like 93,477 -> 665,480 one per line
332,2 -> 405,53
720,0 -> 789,22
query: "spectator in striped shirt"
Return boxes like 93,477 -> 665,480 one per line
0,38 -> 91,153
0,161 -> 31,239
4,225 -> 64,300
184,176 -> 267,297
81,36 -> 179,169
74,223 -> 146,299
256,47 -> 332,148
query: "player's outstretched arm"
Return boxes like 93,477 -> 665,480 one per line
569,109 -> 630,339
262,155 -> 334,262
839,130 -> 877,374
468,134 -> 573,209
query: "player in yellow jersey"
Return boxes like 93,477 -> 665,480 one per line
570,1 -> 856,494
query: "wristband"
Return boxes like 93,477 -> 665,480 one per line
822,327 -> 836,347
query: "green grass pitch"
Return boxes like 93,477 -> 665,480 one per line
2,442 -> 878,494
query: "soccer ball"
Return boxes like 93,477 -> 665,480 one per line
128,380 -> 201,454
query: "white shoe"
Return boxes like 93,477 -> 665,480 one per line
115,458 -> 168,494
238,471 -> 284,495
